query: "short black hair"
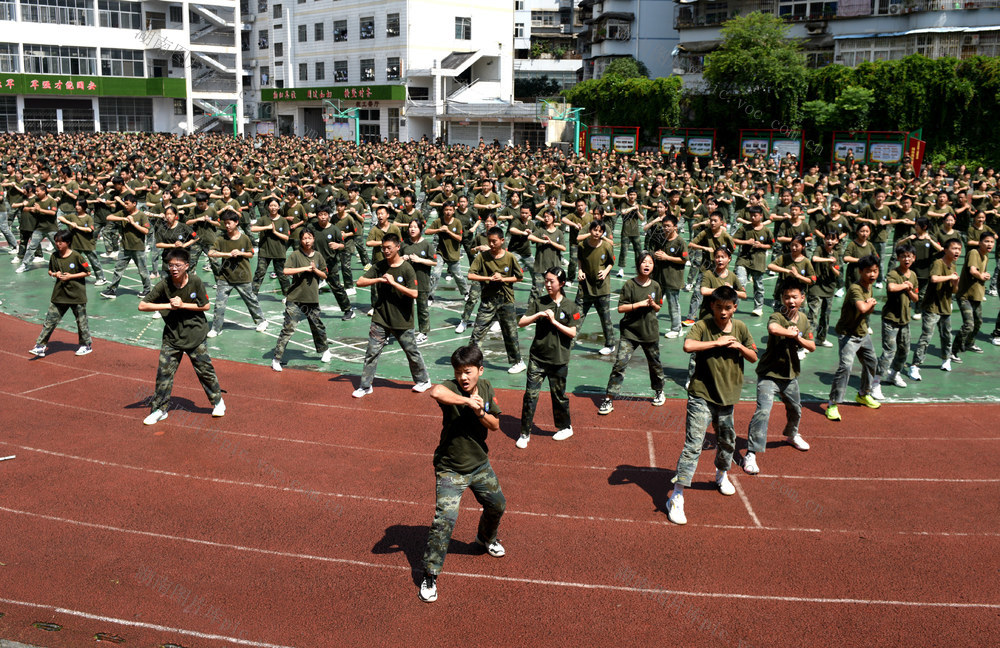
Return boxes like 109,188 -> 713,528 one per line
487,226 -> 504,239
53,229 -> 72,244
779,279 -> 806,296
164,247 -> 190,264
895,242 -> 916,257
857,254 -> 879,271
382,232 -> 401,247
220,211 -> 239,222
450,344 -> 484,369
711,285 -> 739,305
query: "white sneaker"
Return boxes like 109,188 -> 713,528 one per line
788,435 -> 810,451
941,359 -> 951,372
742,452 -> 759,475
665,330 -> 680,339
152,311 -> 161,319
345,287 -> 357,295
821,340 -> 833,348
454,321 -> 467,334
14,265 -> 26,273
414,332 -> 428,344
835,288 -> 845,297
412,381 -> 432,393
318,280 -> 327,289
797,348 -> 807,361
143,409 -> 168,425
716,470 -> 736,496
515,434 -> 529,449
320,349 -> 333,363
912,312 -> 922,320
992,337 -> 1000,346
365,308 -> 374,317
352,386 -> 373,398
212,398 -> 226,417
507,361 -> 526,374
253,320 -> 268,332
271,359 -> 282,372
10,255 -> 20,264
28,344 -> 47,357
652,390 -> 665,406
75,345 -> 92,356
908,365 -> 922,381
870,383 -> 884,400
666,491 -> 687,525
207,329 -> 219,338
94,278 -> 108,286
490,320 -> 502,333
751,308 -> 763,316
418,574 -> 437,603
476,537 -> 505,557
552,427 -> 573,441
891,372 -> 907,388
616,268 -> 624,278
599,345 -> 615,356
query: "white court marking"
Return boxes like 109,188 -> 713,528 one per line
731,475 -> 763,528
19,371 -> 97,395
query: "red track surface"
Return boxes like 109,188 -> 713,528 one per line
1,313 -> 998,648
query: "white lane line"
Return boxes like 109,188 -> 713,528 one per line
0,597 -> 297,648
646,430 -> 656,468
731,475 -> 763,528
1,507 -> 998,609
19,372 -> 97,395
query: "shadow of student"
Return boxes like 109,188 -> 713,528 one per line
32,340 -> 78,358
372,524 -> 487,586
497,413 -> 522,442
609,462 -> 719,514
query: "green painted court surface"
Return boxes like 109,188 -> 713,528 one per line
2,249 -> 998,404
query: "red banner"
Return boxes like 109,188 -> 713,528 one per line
907,135 -> 926,175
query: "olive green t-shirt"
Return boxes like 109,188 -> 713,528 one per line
470,249 -> 522,303
924,258 -> 957,315
691,229 -> 735,269
686,317 -> 755,406
285,249 -> 326,304
119,210 -> 150,250
834,283 -> 874,337
648,230 -> 687,291
363,259 -> 417,330
143,274 -> 210,350
756,311 -> 812,380
189,207 -> 219,245
532,225 -> 564,273
430,217 -> 463,263
31,196 -> 59,232
432,378 -> 501,474
65,212 -> 95,252
526,294 -> 580,365
48,250 -> 90,304
366,223 -> 402,264
256,216 -> 290,258
157,222 -> 195,248
883,268 -> 916,325
734,225 -> 774,272
619,278 -> 662,343
211,232 -> 254,285
577,238 -> 616,297
957,249 -> 987,302
401,238 -> 435,293
698,271 -> 744,320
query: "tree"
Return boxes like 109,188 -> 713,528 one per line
563,75 -> 681,137
514,76 -> 563,100
703,12 -> 808,128
603,56 -> 650,80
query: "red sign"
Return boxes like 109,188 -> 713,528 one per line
907,135 -> 926,175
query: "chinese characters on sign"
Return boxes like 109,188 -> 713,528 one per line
11,78 -> 97,93
271,86 -> 376,101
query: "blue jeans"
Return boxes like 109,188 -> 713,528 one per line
18,229 -> 56,269
747,377 -> 802,454
829,334 -> 877,404
673,396 -> 736,487
735,266 -> 765,312
663,288 -> 681,332
911,311 -> 952,366
877,319 -> 910,377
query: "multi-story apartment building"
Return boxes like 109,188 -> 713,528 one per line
513,0 -> 582,93
0,0 -> 244,134
576,0 -> 679,80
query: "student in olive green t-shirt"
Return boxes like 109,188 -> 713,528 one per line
952,232 -> 993,357
58,199 -> 105,282
667,285 -> 757,526
645,212 -> 687,336
101,195 -> 151,297
251,197 -> 292,297
826,254 -> 881,422
576,219 -> 617,355
598,252 -> 665,415
207,213 -> 266,337
742,280 -> 815,476
467,224 -> 524,372
270,229 -> 331,371
29,231 -> 93,358
911,237 -> 962,374
875,242 -> 919,391
418,344 -> 507,604
138,247 -> 225,426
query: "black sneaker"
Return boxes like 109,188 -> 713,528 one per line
418,573 -> 437,602
598,398 -> 614,415
342,309 -> 356,321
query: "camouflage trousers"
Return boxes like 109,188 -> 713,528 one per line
575,293 -> 617,349
520,357 -> 570,437
186,240 -> 221,280
953,298 -> 982,354
422,460 -> 506,576
212,280 -> 265,334
461,280 -> 482,322
81,249 -> 105,281
273,302 -> 328,362
469,297 -> 521,365
672,396 -> 736,488
107,249 -> 151,294
414,291 -> 430,335
320,256 -> 353,313
36,303 -> 92,347
149,341 -> 222,413
359,322 -> 429,390
605,337 -> 664,399
252,256 -> 290,296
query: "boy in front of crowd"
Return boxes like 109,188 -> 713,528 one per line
873,243 -> 918,395
910,238 -> 962,376
206,212 -> 268,337
667,285 -> 757,525
28,230 -> 94,358
576,220 -> 618,356
467,225 -> 525,374
951,231 -> 993,358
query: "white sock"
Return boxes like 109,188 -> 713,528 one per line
671,484 -> 684,497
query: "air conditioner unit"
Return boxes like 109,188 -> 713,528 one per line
963,34 -> 980,45
888,4 -> 902,13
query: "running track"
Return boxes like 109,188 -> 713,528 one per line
0,313 -> 997,648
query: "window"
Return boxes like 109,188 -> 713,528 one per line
258,29 -> 269,49
360,16 -> 374,39
361,58 -> 374,81
24,44 -> 97,75
0,42 -> 17,72
388,107 -> 399,140
455,16 -> 471,40
358,109 -> 379,120
99,97 -> 153,132
272,2 -> 281,18
334,60 -> 347,81
98,1 -> 140,28
258,0 -> 267,12
515,0 -> 524,9
0,1 -> 14,20
386,56 -> 400,80
21,0 -> 94,25
408,86 -> 429,100
168,5 -> 182,23
605,19 -> 631,40
173,98 -> 185,115
315,61 -> 324,80
314,22 -> 324,40
260,65 -> 270,85
531,11 -> 556,26
514,22 -> 524,38
299,62 -> 307,81
806,50 -> 833,68
777,0 -> 837,20
101,48 -> 145,77
334,19 -> 347,41
274,41 -> 283,57
298,24 -> 307,42
386,13 -> 399,37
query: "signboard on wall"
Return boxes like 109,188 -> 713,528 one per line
741,139 -> 769,157
589,134 -> 611,151
771,139 -> 802,160
834,141 -> 866,162
686,137 -> 713,157
660,136 -> 685,153
869,142 -> 904,164
613,135 -> 636,154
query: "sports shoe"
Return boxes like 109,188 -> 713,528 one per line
207,329 -> 219,338
993,337 -> 1000,346
968,344 -> 984,354
908,365 -> 922,381
891,372 -> 907,388
666,491 -> 686,525
834,287 -> 845,297
418,573 -> 437,603
742,452 -> 759,475
797,348 -> 807,361
855,393 -> 881,409
912,312 -> 922,320
345,287 -> 357,296
599,345 -> 615,356
716,470 -> 735,496
152,311 -> 161,319
321,349 -> 333,363
870,383 -> 884,400
271,359 -> 283,372
507,360 -> 526,374
751,308 -> 763,316
212,398 -> 226,417
75,345 -> 92,356
100,290 -> 116,300
94,278 -> 108,286
682,319 -> 696,326
652,391 -> 665,407
826,404 -> 841,421
28,344 -> 46,357
665,330 -> 680,339
598,398 -> 614,415
475,537 -> 505,557
821,340 -> 833,348
412,381 -> 432,393
318,280 -> 327,289
352,386 -> 373,398
342,309 -> 356,320
875,282 -> 884,289
515,434 -> 529,449
490,320 -> 502,333
255,320 -> 269,332
454,320 -> 467,334
788,435 -> 810,451
553,427 -> 574,441
14,265 -> 27,273
948,353 -> 962,364
616,268 -> 625,278
941,359 -> 951,372
414,332 -> 428,344
143,409 -> 168,425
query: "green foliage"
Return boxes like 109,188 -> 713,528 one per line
834,86 -> 874,130
801,99 -> 837,130
514,76 -> 563,100
603,57 -> 650,79
564,75 -> 682,139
